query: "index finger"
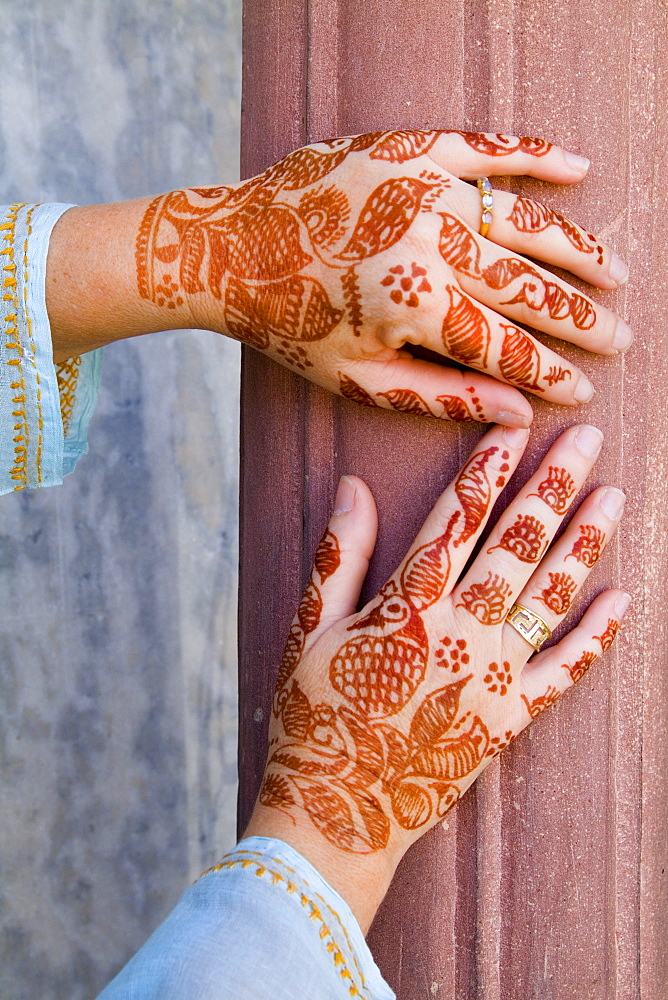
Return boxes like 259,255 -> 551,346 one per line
386,424 -> 531,614
429,130 -> 590,184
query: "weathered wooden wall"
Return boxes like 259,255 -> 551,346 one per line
238,2 -> 667,996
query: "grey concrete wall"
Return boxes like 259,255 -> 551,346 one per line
0,3 -> 242,998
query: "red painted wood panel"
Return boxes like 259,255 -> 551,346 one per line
238,2 -> 667,995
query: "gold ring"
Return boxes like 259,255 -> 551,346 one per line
477,177 -> 493,237
505,603 -> 552,651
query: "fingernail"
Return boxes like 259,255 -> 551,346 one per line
573,375 -> 595,403
502,426 -> 530,447
333,475 -> 356,515
574,424 -> 604,458
565,151 -> 590,174
608,253 -> 629,285
496,410 -> 532,429
614,592 -> 632,618
613,320 -> 634,352
599,487 -> 626,520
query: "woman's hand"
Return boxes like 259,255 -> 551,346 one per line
245,423 -> 629,930
137,130 -> 631,427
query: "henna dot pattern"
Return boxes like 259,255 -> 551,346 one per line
434,637 -> 470,673
380,261 -> 432,307
483,660 -> 513,695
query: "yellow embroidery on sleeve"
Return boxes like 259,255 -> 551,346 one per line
22,204 -> 44,482
200,849 -> 371,997
56,356 -> 82,437
2,203 -> 28,488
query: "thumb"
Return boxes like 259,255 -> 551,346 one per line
306,475 -> 378,638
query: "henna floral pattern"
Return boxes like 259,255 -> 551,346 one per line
529,467 -> 576,514
487,514 -> 548,563
566,525 -> 605,567
594,618 -> 620,652
535,572 -> 577,615
456,572 -> 513,625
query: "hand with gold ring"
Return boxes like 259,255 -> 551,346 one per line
246,421 -> 629,932
120,128 -> 632,429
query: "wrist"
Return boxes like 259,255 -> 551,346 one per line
46,199 -> 196,361
244,801 -> 404,934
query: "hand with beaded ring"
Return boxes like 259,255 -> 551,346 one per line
245,422 -> 629,932
49,130 -> 632,429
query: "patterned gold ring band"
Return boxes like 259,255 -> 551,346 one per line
477,176 -> 493,237
505,603 -> 552,652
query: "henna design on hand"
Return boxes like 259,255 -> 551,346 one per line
298,185 -> 350,248
453,446 -> 499,546
338,373 -> 378,407
543,365 -> 572,386
483,661 -> 513,695
507,196 -> 602,260
535,572 -> 577,614
449,132 -> 552,157
528,466 -> 576,514
438,213 -> 482,277
456,572 -> 513,625
434,636 -> 470,672
593,618 -> 620,652
442,286 -> 491,366
329,582 -> 429,716
369,130 -> 439,162
335,178 -> 431,261
487,514 -> 548,563
521,687 -> 560,719
485,729 -> 516,757
565,525 -> 605,567
498,324 -> 544,392
377,388 -> 434,415
340,266 -> 364,336
562,650 -> 598,683
400,511 -> 460,611
482,258 -> 596,330
380,262 -> 432,307
314,530 -> 341,584
436,394 -> 475,421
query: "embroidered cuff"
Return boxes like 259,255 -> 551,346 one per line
0,202 -> 102,493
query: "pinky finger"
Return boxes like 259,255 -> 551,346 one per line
518,589 -> 632,717
337,356 -> 533,427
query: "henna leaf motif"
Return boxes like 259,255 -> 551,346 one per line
338,706 -> 385,783
436,395 -> 475,421
482,257 -> 541,291
442,286 -> 491,366
400,511 -> 460,611
408,675 -> 472,748
314,531 -> 341,585
292,777 -> 389,852
259,771 -> 297,808
374,723 -> 410,782
377,388 -> 434,416
570,294 -> 596,330
405,717 -> 489,781
453,446 -> 498,546
268,146 -> 350,191
281,680 -> 313,740
271,743 -> 349,777
338,373 -> 378,407
369,130 -> 439,162
438,213 -> 482,277
275,623 -> 306,694
297,580 -> 323,635
499,325 -> 543,391
391,779 -> 433,829
336,177 -> 431,261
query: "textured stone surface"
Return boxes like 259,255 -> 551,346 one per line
239,1 -> 667,997
0,3 -> 241,998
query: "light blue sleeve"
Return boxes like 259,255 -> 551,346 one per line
0,202 -> 102,494
96,836 -> 396,1000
